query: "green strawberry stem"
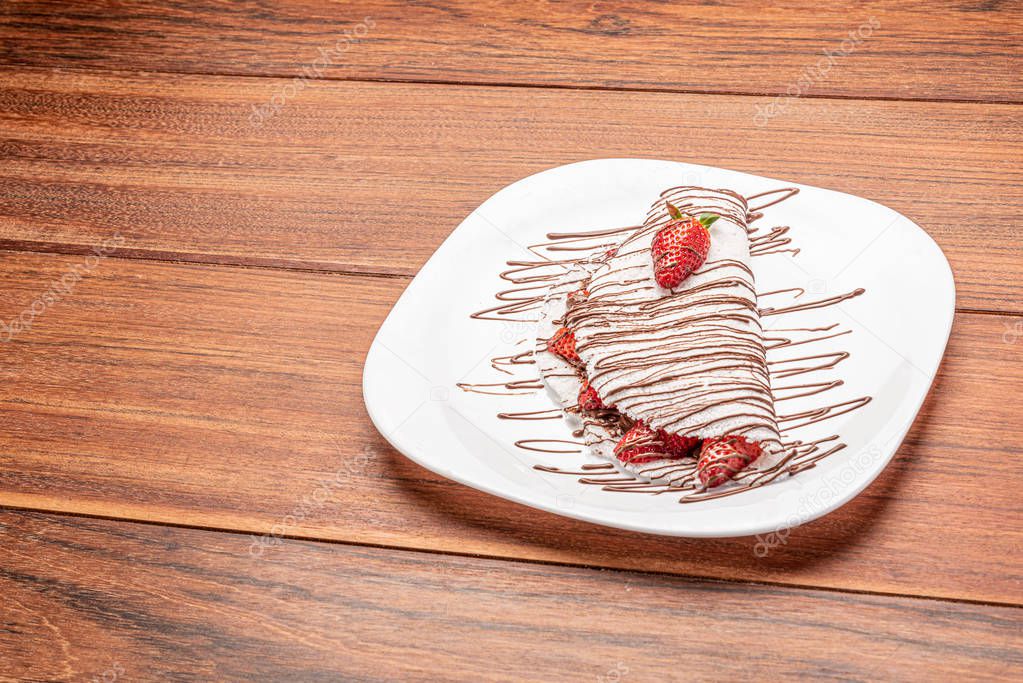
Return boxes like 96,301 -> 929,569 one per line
665,202 -> 683,220
698,213 -> 720,229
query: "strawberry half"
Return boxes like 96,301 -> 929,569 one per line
546,326 -> 581,365
661,431 -> 701,458
613,422 -> 667,464
613,422 -> 697,464
651,203 -> 720,290
577,379 -> 605,411
697,436 -> 763,488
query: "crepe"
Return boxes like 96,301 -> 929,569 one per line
535,186 -> 783,484
534,262 -> 626,465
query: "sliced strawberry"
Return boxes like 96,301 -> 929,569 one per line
651,203 -> 719,290
614,422 -> 667,465
697,436 -> 763,488
615,422 -> 700,464
546,327 -> 581,365
661,431 -> 700,458
577,379 -> 605,411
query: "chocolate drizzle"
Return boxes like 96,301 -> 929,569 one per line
514,439 -> 582,454
463,183 -> 873,503
498,408 -> 563,421
456,379 -> 544,396
491,350 -> 535,375
562,188 -> 783,451
761,289 -> 865,317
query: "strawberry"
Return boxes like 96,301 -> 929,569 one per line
661,431 -> 701,458
651,203 -> 720,289
577,379 -> 605,411
697,436 -> 763,488
546,326 -> 581,364
613,422 -> 667,465
614,422 -> 701,464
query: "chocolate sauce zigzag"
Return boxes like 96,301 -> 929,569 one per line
567,187 -> 783,463
465,183 -> 872,501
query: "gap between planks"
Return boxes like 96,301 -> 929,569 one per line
0,63 -> 1021,107
1,500 -> 1020,612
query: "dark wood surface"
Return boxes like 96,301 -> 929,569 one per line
1,68 -> 1021,311
3,510 -> 1021,681
0,1 -> 1020,679
0,251 -> 1019,606
1,1 -> 1020,101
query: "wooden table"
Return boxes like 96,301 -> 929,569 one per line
1,2 -> 1021,680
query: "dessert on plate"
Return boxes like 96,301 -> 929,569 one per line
460,171 -> 872,508
536,187 -> 783,491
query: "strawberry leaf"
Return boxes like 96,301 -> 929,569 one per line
665,202 -> 683,220
698,213 -> 721,228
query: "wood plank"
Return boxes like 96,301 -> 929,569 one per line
0,251 -> 1020,605
2,509 -> 1021,681
0,1 -> 1020,102
1,71 -> 1020,314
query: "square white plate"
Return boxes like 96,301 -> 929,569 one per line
363,159 -> 954,538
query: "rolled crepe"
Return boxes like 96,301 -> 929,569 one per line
536,186 -> 782,483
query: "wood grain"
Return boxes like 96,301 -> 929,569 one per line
0,1 -> 1020,102
0,251 -> 1019,605
2,510 -> 1021,682
1,69 -> 1021,313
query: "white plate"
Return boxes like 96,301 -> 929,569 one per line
363,159 -> 954,538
